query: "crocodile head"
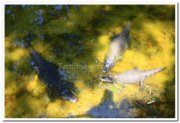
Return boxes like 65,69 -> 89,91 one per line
100,75 -> 114,83
103,58 -> 114,73
60,89 -> 77,103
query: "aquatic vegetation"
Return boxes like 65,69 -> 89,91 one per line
5,5 -> 175,118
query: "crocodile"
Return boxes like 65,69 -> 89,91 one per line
103,21 -> 131,73
100,67 -> 165,90
26,42 -> 77,102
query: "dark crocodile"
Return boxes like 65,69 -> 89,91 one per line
26,42 -> 77,102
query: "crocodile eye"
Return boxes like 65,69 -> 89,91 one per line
101,76 -> 106,79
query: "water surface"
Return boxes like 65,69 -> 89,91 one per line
5,5 -> 175,118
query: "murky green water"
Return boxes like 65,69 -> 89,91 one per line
5,5 -> 175,118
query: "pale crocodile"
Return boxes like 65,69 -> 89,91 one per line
103,21 -> 131,73
100,67 -> 165,90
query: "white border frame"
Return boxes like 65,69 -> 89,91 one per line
1,1 -> 179,122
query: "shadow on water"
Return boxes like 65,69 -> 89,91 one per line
86,89 -> 134,118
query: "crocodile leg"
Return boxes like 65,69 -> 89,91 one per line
113,81 -> 118,87
99,81 -> 104,86
116,55 -> 123,61
139,79 -> 144,91
119,82 -> 127,88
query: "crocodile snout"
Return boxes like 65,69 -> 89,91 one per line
100,75 -> 113,83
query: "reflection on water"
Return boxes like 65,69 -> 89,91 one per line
5,5 -> 175,118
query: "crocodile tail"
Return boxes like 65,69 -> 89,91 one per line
143,67 -> 166,78
26,43 -> 45,65
121,21 -> 131,40
126,21 -> 131,29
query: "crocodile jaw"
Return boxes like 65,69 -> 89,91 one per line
100,75 -> 114,83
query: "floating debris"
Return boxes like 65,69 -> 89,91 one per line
147,100 -> 155,105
